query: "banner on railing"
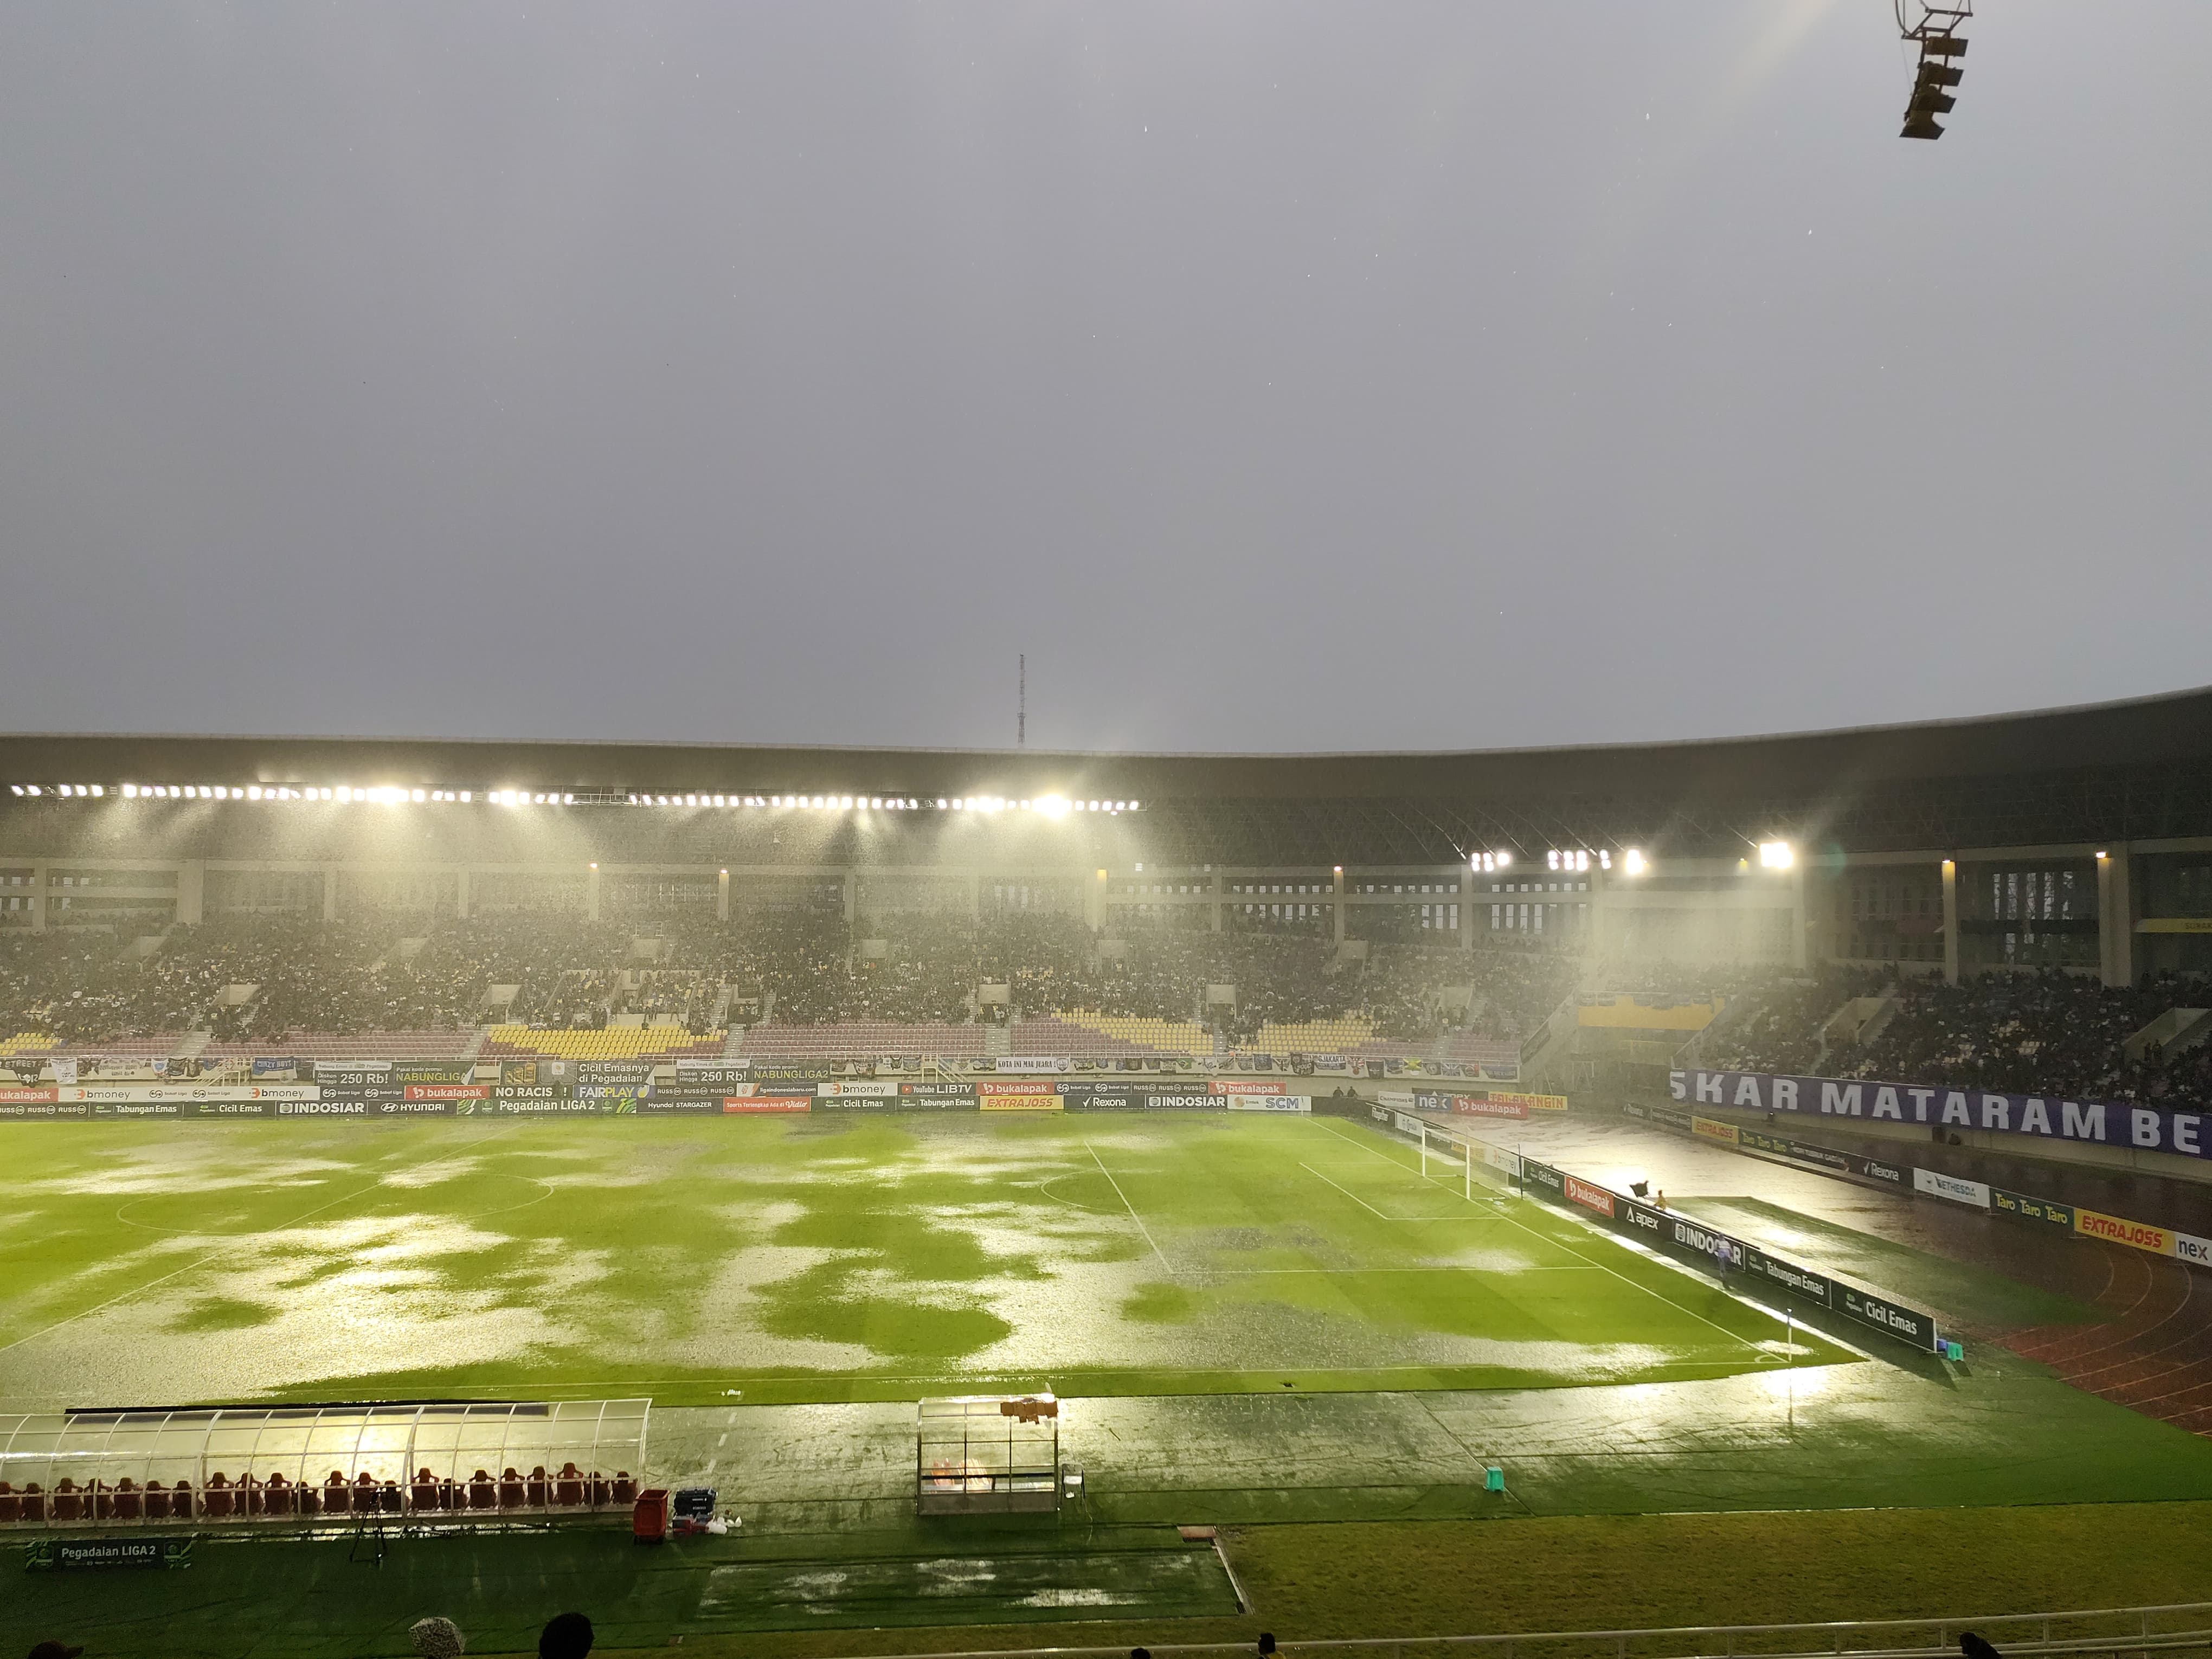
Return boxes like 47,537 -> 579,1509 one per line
1673,1068 -> 2212,1161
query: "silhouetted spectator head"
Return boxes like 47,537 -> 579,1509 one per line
28,1644 -> 86,1659
539,1613 -> 594,1659
1258,1635 -> 1278,1655
1961,1635 -> 2003,1659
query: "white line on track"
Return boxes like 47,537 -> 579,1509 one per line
1086,1142 -> 1175,1275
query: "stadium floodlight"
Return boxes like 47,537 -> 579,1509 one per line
1758,840 -> 1794,870
1624,848 -> 1647,875
1898,5 -> 1969,139
1036,795 -> 1070,818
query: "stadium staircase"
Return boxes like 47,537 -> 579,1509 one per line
170,1029 -> 211,1063
985,1023 -> 1012,1058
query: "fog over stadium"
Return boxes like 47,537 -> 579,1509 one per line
3,1 -> 2209,753
12,7 -> 2212,1656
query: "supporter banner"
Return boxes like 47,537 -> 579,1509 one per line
52,1058 -> 78,1086
1913,1167 -> 1992,1209
390,1061 -> 478,1085
1992,1188 -> 2075,1229
721,1097 -> 811,1114
1225,1094 -> 1311,1113
1211,1079 -> 1289,1095
818,1079 -> 900,1098
5,1058 -> 49,1085
1691,1116 -> 1740,1147
995,1057 -> 1070,1073
500,1060 -> 552,1086
251,1057 -> 305,1081
2075,1207 -> 2174,1256
1673,1068 -> 2212,1161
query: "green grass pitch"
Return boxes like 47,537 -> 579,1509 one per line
0,1113 -> 1851,1410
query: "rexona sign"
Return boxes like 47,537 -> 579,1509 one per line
1673,1069 -> 2212,1162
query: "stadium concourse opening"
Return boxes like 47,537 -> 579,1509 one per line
7,692 -> 2212,1650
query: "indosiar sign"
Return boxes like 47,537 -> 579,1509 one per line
1673,1069 -> 2212,1161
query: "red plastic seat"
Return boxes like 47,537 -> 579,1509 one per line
554,1463 -> 584,1506
0,1482 -> 22,1523
203,1474 -> 233,1519
468,1469 -> 496,1509
498,1468 -> 525,1509
263,1474 -> 295,1517
321,1472 -> 351,1515
144,1480 -> 171,1521
113,1478 -> 144,1520
53,1478 -> 84,1522
611,1472 -> 636,1504
526,1466 -> 549,1507
19,1484 -> 45,1522
168,1479 -> 191,1520
411,1469 -> 440,1512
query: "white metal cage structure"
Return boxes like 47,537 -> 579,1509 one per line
916,1394 -> 1059,1516
0,1400 -> 649,1527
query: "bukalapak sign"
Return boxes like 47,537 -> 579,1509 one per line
1674,1068 -> 2212,1161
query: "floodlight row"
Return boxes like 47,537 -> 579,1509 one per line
8,782 -> 1140,816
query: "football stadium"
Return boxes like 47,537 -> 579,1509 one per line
8,695 -> 2212,1655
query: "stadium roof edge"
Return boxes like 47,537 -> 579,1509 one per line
2,682 -> 2210,802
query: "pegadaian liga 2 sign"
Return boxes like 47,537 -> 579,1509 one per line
1673,1068 -> 2212,1161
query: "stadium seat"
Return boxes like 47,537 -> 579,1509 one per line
469,1468 -> 497,1509
499,1467 -> 525,1508
202,1474 -> 232,1519
555,1462 -> 585,1506
411,1469 -> 440,1512
321,1471 -> 351,1515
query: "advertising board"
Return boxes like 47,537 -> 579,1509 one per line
1674,1067 -> 2212,1162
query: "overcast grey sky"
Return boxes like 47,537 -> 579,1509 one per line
1,2 -> 2205,755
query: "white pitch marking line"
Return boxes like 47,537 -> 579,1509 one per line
1321,1120 -> 1766,1355
1086,1142 -> 1175,1275
1297,1162 -> 1472,1223
0,1128 -> 513,1358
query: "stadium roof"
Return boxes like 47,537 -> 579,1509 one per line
4,685 -> 2211,864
